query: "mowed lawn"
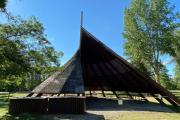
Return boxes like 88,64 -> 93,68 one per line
0,91 -> 180,120
0,92 -> 27,117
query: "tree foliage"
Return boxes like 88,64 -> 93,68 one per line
0,0 -> 7,9
123,0 -> 179,87
0,1 -> 63,91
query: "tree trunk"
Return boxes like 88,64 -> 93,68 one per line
153,69 -> 160,84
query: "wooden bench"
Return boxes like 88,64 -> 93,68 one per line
48,96 -> 86,114
9,96 -> 86,114
9,97 -> 48,114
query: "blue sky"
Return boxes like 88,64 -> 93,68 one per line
5,0 -> 180,76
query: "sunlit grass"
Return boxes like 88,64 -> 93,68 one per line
0,103 -> 8,117
0,92 -> 27,116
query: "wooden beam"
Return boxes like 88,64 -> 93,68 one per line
159,93 -> 179,106
150,93 -> 165,105
26,93 -> 34,97
89,90 -> 92,96
126,92 -> 133,100
113,91 -> 119,99
36,93 -> 43,97
101,90 -> 106,97
139,93 -> 148,102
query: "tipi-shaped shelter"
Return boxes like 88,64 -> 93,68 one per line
31,27 -> 180,106
9,25 -> 180,115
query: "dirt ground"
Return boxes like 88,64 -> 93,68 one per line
52,98 -> 180,120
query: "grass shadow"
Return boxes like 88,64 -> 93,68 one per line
54,112 -> 105,120
0,113 -> 52,120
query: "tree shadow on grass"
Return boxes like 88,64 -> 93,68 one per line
1,113 -> 51,120
55,113 -> 105,120
0,113 -> 105,120
0,103 -> 8,108
86,97 -> 180,113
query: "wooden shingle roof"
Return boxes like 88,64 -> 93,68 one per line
32,51 -> 84,94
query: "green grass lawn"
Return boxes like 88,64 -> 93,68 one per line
0,92 -> 28,117
0,91 -> 179,120
170,90 -> 180,99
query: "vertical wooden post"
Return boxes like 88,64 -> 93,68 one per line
113,91 -> 119,99
89,90 -> 92,96
126,92 -> 133,100
101,90 -> 106,97
26,93 -> 34,97
7,92 -> 10,101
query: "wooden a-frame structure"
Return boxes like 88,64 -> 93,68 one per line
31,26 -> 180,106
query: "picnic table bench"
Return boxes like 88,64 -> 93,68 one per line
0,92 -> 10,94
0,92 -> 10,100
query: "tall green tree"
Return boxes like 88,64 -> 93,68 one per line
0,1 -> 63,91
170,30 -> 180,89
123,0 -> 179,84
159,66 -> 174,89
